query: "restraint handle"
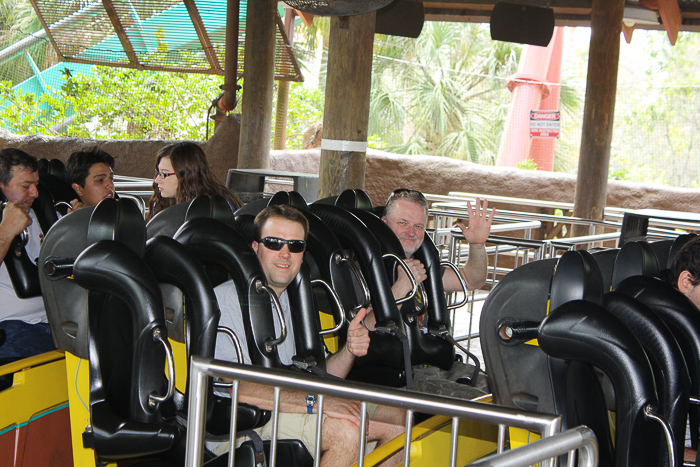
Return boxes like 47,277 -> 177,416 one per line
442,261 -> 469,310
148,327 -> 176,408
644,404 -> 676,467
383,253 -> 418,305
334,253 -> 370,311
311,278 -> 346,336
214,325 -> 243,389
255,279 -> 287,353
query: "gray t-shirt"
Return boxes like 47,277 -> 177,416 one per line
214,279 -> 296,365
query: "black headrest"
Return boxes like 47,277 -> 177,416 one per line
549,250 -> 605,310
47,159 -> 66,180
269,190 -> 309,211
39,172 -> 79,206
87,198 -> 146,257
146,196 -> 235,240
334,189 -> 374,211
185,195 -> 235,228
611,241 -> 659,289
589,248 -> 619,292
146,202 -> 189,239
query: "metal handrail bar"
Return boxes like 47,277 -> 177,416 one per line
547,232 -> 622,248
441,190 -> 626,216
431,206 -> 621,230
185,357 -> 563,467
467,426 -> 598,467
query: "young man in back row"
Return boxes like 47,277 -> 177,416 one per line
669,235 -> 700,310
214,205 -> 405,466
65,146 -> 116,210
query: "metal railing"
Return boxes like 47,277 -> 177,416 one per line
468,426 -> 598,467
185,357 -> 598,467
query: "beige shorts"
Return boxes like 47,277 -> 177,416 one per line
257,403 -> 378,455
212,404 -> 378,457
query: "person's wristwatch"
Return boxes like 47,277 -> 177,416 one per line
306,394 -> 316,414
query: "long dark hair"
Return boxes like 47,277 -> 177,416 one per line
146,142 -> 242,220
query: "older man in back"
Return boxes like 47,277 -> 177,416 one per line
0,148 -> 54,361
381,189 -> 494,399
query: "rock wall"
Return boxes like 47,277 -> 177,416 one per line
272,148 -> 700,213
0,114 -> 241,183
2,118 -> 699,214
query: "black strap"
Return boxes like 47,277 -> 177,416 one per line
430,330 -> 480,387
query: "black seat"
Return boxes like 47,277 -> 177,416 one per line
40,198 -> 179,462
482,250 -> 671,467
610,240 -> 659,289
342,201 -> 457,371
602,291 -> 689,467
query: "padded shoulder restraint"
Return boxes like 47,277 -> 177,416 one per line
174,217 -> 281,368
540,300 -> 662,467
186,195 -> 236,228
309,202 -> 407,386
615,274 -> 700,450
75,240 -> 179,460
604,291 -> 688,467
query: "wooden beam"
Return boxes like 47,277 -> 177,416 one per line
183,0 -> 223,72
295,10 -> 315,27
102,0 -> 141,68
652,0 -> 682,45
237,0 -> 276,169
318,13 -> 376,198
572,0 -> 625,235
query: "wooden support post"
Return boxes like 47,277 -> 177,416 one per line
318,12 -> 376,199
572,0 -> 625,237
273,8 -> 296,150
237,0 -> 276,169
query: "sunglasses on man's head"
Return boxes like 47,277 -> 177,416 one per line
386,188 -> 426,205
257,236 -> 306,253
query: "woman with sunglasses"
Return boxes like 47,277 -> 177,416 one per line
146,141 -> 243,221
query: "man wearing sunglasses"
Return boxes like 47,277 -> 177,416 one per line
382,189 -> 494,399
214,205 -> 404,466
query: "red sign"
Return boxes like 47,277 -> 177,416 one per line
530,110 -> 560,138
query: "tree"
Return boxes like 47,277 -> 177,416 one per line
0,65 -> 223,140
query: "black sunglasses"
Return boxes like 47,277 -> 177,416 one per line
258,236 -> 306,253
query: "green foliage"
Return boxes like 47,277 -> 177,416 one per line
0,65 -> 223,140
516,159 -> 538,170
367,23 -> 521,159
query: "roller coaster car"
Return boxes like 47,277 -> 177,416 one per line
482,243 -> 688,467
